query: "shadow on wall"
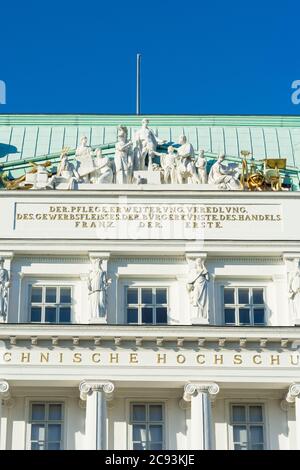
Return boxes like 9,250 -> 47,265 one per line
0,143 -> 18,158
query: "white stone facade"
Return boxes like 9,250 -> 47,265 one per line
0,184 -> 300,450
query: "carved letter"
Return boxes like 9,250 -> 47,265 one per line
109,353 -> 119,364
157,353 -> 167,364
129,353 -> 138,364
233,354 -> 242,365
196,354 -> 206,364
214,354 -> 223,365
73,353 -> 82,363
92,353 -> 101,363
253,355 -> 262,365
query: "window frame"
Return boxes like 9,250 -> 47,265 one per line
28,401 -> 65,450
125,286 -> 169,325
222,286 -> 266,326
129,402 -> 165,450
229,403 -> 265,450
29,284 -> 73,324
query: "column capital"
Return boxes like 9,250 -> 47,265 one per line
183,382 -> 219,402
79,380 -> 115,401
88,252 -> 110,261
286,383 -> 300,404
0,380 -> 11,401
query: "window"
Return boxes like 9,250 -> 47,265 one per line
29,402 -> 64,450
231,404 -> 265,450
126,287 -> 168,324
30,286 -> 72,323
131,403 -> 164,450
223,287 -> 265,325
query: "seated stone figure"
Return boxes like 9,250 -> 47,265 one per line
75,136 -> 95,182
90,149 -> 113,184
48,150 -> 80,190
208,153 -> 242,190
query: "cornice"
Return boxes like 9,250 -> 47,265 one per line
0,325 -> 300,349
0,114 -> 300,128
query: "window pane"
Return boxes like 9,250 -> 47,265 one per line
149,425 -> 162,442
156,289 -> 167,304
224,308 -> 235,324
250,426 -> 264,446
133,442 -> 145,450
150,443 -> 163,450
239,308 -> 250,324
132,405 -> 146,421
46,287 -> 57,303
45,307 -> 56,323
48,424 -> 61,442
31,307 -> 42,322
48,442 -> 61,450
234,442 -> 247,450
232,406 -> 246,423
31,442 -> 45,450
31,424 -> 45,441
224,288 -> 234,304
49,404 -> 62,421
233,425 -> 247,447
249,406 -> 263,422
32,404 -> 45,420
127,288 -> 138,304
142,288 -> 152,304
149,405 -> 163,421
252,443 -> 264,450
60,287 -> 71,304
142,307 -> 153,324
156,307 -> 167,324
59,307 -> 71,323
253,308 -> 265,325
127,308 -> 138,323
133,424 -> 147,442
31,287 -> 42,303
253,288 -> 264,304
238,288 -> 249,304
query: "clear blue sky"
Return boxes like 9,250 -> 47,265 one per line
0,0 -> 299,115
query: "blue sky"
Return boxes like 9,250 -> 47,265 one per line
0,0 -> 299,115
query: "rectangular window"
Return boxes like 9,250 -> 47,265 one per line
223,287 -> 265,326
231,404 -> 264,450
126,287 -> 168,324
131,403 -> 164,450
29,402 -> 64,450
30,286 -> 72,323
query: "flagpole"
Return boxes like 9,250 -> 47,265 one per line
136,53 -> 141,115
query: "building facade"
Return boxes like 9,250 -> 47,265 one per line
0,114 -> 300,450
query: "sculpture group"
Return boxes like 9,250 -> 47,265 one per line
7,118 -> 241,190
1,118 -> 288,191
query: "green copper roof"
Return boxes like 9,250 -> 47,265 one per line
0,115 -> 299,187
